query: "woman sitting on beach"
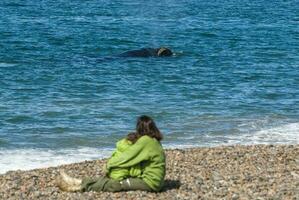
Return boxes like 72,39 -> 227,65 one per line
57,115 -> 165,192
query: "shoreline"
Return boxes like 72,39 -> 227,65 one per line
0,144 -> 298,199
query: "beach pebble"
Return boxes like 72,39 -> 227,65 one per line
0,144 -> 298,199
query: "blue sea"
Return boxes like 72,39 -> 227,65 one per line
0,0 -> 298,174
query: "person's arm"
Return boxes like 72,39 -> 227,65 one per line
107,136 -> 150,169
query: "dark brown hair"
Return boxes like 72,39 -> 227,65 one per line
127,115 -> 163,143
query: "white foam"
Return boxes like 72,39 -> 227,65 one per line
0,63 -> 16,68
1,122 -> 298,174
164,122 -> 299,148
164,143 -> 199,149
224,122 -> 299,146
0,147 -> 113,175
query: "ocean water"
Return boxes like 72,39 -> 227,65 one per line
0,0 -> 299,174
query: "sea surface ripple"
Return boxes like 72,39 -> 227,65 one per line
0,0 -> 298,172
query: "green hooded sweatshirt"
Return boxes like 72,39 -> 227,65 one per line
108,138 -> 142,180
107,135 -> 166,191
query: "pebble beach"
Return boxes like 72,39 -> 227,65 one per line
0,144 -> 298,200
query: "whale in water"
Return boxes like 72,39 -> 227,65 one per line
117,47 -> 173,57
96,47 -> 173,62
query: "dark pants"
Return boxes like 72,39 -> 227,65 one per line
81,177 -> 152,192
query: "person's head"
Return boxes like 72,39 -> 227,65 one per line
157,47 -> 173,57
128,115 -> 163,142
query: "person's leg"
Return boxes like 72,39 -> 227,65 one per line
120,178 -> 152,192
81,177 -> 122,192
81,177 -> 152,192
